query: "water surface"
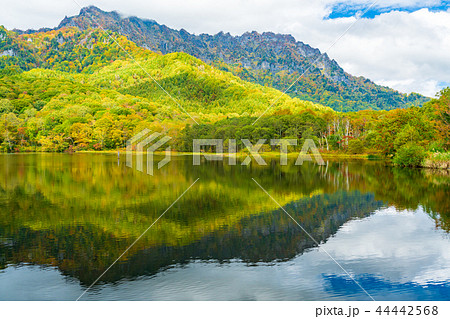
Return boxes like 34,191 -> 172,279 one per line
0,154 -> 449,300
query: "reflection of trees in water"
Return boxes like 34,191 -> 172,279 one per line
343,163 -> 450,231
0,154 -> 448,286
191,159 -> 450,224
1,191 -> 382,285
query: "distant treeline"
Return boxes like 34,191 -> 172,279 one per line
175,92 -> 449,163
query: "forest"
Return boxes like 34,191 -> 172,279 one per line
0,26 -> 449,167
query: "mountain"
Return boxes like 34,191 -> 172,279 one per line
0,25 -> 332,152
51,5 -> 429,112
0,25 -> 327,114
0,7 -> 445,156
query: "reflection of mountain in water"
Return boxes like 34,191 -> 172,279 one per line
0,191 -> 383,286
0,154 -> 448,289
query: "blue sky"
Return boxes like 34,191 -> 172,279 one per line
328,0 -> 450,19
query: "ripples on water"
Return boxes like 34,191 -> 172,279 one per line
0,154 -> 449,300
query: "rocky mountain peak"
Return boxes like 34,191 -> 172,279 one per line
15,6 -> 428,111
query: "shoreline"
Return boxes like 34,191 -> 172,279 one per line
63,150 -> 377,160
2,151 -> 449,170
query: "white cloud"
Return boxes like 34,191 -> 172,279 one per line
1,0 -> 449,96
316,8 -> 450,96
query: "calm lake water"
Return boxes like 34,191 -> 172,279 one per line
0,153 -> 449,300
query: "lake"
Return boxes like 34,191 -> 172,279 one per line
0,153 -> 449,300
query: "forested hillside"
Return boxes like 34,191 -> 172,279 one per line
0,26 -> 328,152
0,22 -> 448,167
50,6 -> 428,112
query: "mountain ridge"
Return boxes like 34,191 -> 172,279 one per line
60,6 -> 429,111
14,5 -> 429,112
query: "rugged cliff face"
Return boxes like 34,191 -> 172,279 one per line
17,5 -> 428,111
57,6 -> 350,83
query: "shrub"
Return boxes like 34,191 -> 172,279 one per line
393,144 -> 426,167
347,139 -> 365,154
428,141 -> 446,153
431,152 -> 450,161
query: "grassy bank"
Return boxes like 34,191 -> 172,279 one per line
423,152 -> 450,169
2,148 -> 381,159
75,149 -> 378,161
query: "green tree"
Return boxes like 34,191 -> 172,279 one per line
393,124 -> 421,150
0,99 -> 14,114
347,139 -> 365,154
393,144 -> 427,167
